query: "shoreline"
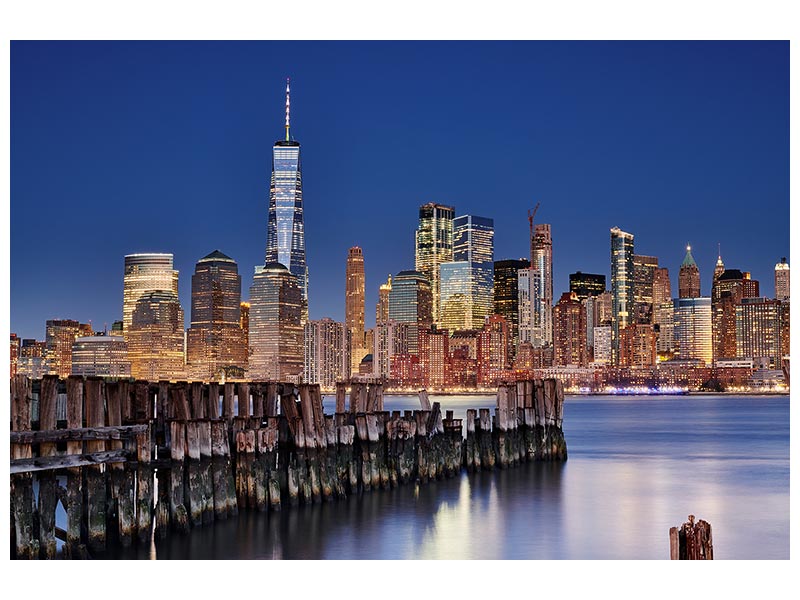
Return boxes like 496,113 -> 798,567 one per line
320,390 -> 790,397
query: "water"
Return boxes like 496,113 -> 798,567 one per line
114,394 -> 789,559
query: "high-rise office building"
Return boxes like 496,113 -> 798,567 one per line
736,297 -> 783,369
373,320 -> 411,379
653,267 -> 672,306
619,324 -> 657,368
71,335 -> 131,377
569,272 -> 606,301
240,301 -> 250,353
45,319 -> 92,377
633,254 -> 658,324
10,334 -> 20,378
775,258 -> 790,301
388,270 -> 433,356
415,203 -> 454,324
265,79 -> 309,323
477,315 -> 510,386
345,247 -> 366,374
248,262 -> 303,381
673,297 -> 712,365
592,325 -> 612,365
552,292 -> 587,367
419,327 -> 450,389
186,250 -> 247,381
712,269 -> 760,361
127,291 -> 186,381
376,274 -> 392,325
713,250 -> 725,282
18,339 -> 47,378
439,215 -> 494,332
678,245 -> 701,299
531,223 -> 553,347
610,227 -> 635,364
123,253 -> 179,339
494,258 -> 529,356
304,318 -> 351,389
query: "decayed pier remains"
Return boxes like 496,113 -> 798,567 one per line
9,375 -> 567,559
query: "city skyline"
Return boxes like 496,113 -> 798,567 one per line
10,41 -> 789,340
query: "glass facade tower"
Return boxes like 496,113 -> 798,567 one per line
265,79 -> 308,323
610,227 -> 635,365
123,253 -> 179,339
415,203 -> 455,325
388,270 -> 433,355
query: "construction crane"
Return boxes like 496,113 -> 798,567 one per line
527,202 -> 540,261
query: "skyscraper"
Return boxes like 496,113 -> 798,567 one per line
678,245 -> 701,298
439,215 -> 494,332
652,266 -> 674,356
127,291 -> 186,381
569,272 -> 606,301
415,203 -> 454,324
10,334 -> 20,378
736,297 -> 783,369
477,315 -> 510,386
610,227 -> 635,365
673,297 -> 712,365
632,254 -> 658,324
265,79 -> 308,323
712,269 -> 760,361
345,247 -> 366,374
388,270 -> 433,356
304,318 -> 351,389
552,292 -> 587,366
494,258 -> 529,357
376,274 -> 392,325
123,253 -> 179,338
775,257 -> 790,301
186,250 -> 247,381
45,319 -> 92,377
71,335 -> 131,377
248,262 -> 303,381
531,223 -> 554,347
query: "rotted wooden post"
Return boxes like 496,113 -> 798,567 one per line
37,375 -> 59,558
10,375 -> 38,559
670,515 -> 714,560
84,376 -> 107,554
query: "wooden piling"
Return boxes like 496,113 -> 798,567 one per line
671,515 -> 713,560
11,375 -> 38,559
64,376 -> 84,558
84,377 -> 107,553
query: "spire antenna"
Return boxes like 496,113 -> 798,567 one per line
285,77 -> 291,142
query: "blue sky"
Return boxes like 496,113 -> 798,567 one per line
10,41 -> 789,339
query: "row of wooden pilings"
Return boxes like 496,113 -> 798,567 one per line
9,375 -> 567,559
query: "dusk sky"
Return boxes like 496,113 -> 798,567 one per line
10,41 -> 789,340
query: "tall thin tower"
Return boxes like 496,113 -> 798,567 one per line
610,227 -> 635,365
265,78 -> 309,323
415,203 -> 454,324
346,247 -> 366,374
528,204 -> 553,347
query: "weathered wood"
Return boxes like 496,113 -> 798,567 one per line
265,382 -> 279,416
10,424 -> 148,444
133,380 -> 152,421
299,384 -> 317,449
418,388 -> 431,410
310,384 -> 327,448
207,382 -> 220,419
10,449 -> 131,474
66,376 -> 84,456
171,383 -> 191,421
237,382 -> 251,417
190,382 -> 205,419
335,382 -> 347,413
673,515 -> 713,560
251,383 -> 264,418
222,382 -> 235,418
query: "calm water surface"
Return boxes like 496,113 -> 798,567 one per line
113,394 -> 789,559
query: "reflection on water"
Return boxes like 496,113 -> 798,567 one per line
109,394 -> 788,560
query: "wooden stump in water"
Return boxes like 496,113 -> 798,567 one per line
670,515 -> 713,560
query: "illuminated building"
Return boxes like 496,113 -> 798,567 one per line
71,335 -> 131,377
655,301 -> 675,356
553,292 -> 587,366
673,297 -> 712,365
585,290 -> 613,361
531,223 -> 553,347
10,334 -> 19,378
440,215 -> 494,332
346,247 -> 366,374
633,254 -> 658,324
713,250 -> 725,282
127,291 -> 186,381
18,339 -> 47,378
678,245 -> 701,298
358,355 -> 374,376
388,270 -> 433,356
376,274 -> 392,325
240,302 -> 250,352
265,79 -> 309,323
494,258 -> 529,356
373,320 -> 411,378
610,227 -> 635,364
711,269 -> 759,360
45,319 -> 92,377
186,250 -> 247,381
592,324 -> 612,365
780,301 -> 790,359
569,271 -> 605,301
415,203 -> 454,324
390,353 -> 422,388
619,324 -> 657,367
122,253 -> 179,339
419,327 -> 449,389
451,329 -> 480,387
248,262 -> 303,382
517,267 -> 536,347
775,258 -> 790,301
477,315 -> 511,385
304,318 -> 351,390
736,297 -> 783,369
